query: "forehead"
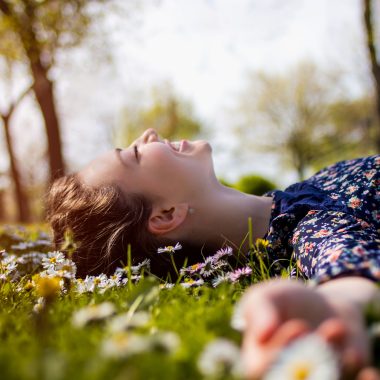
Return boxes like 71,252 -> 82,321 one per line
77,149 -> 126,187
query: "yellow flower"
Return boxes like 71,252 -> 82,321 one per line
255,238 -> 270,250
36,276 -> 61,300
24,281 -> 34,291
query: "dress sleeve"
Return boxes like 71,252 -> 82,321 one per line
290,209 -> 380,285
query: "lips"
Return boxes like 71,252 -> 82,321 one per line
165,140 -> 188,152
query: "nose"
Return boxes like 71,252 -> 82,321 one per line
142,128 -> 159,144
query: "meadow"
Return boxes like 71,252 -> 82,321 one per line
0,224 -> 379,380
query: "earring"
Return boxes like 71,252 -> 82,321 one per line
188,207 -> 195,215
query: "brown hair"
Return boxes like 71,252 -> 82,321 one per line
46,173 -> 197,279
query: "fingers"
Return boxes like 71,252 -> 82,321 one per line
244,296 -> 281,343
317,317 -> 370,375
317,318 -> 348,348
243,319 -> 311,379
356,368 -> 380,380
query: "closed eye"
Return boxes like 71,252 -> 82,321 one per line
133,145 -> 139,162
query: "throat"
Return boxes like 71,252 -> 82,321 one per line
196,189 -> 274,251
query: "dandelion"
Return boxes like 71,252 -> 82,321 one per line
197,338 -> 242,378
157,242 -> 182,254
256,238 -> 270,251
35,276 -> 62,300
262,334 -> 339,380
72,302 -> 116,328
24,280 -> 34,291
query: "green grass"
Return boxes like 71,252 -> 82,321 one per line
0,224 -> 379,380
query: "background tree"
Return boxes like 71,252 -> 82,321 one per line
236,63 -> 343,180
326,96 -> 377,162
114,85 -> 203,146
0,67 -> 32,222
0,0 -> 111,181
235,62 -> 377,181
363,0 -> 380,151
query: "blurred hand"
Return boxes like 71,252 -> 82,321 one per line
239,279 -> 371,379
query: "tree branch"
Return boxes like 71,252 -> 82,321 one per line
363,0 -> 380,84
0,83 -> 33,121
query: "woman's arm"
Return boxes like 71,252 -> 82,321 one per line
240,277 -> 380,380
316,276 -> 380,312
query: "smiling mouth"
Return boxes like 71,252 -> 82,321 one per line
166,140 -> 188,152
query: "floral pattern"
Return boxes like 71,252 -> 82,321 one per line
264,155 -> 380,284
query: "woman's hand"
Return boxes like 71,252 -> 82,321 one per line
239,278 -> 375,379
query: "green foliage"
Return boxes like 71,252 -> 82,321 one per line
0,225 -> 378,380
236,62 -> 378,180
234,174 -> 277,196
114,84 -> 203,146
218,178 -> 234,188
0,0 -> 103,66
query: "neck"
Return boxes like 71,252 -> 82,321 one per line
183,184 -> 273,252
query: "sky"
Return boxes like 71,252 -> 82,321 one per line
0,0 -> 375,187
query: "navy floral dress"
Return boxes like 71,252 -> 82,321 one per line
263,155 -> 380,284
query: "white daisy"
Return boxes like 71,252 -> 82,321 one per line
42,251 -> 65,270
180,279 -> 204,288
131,258 -> 151,274
33,297 -> 46,314
157,242 -> 182,254
213,246 -> 233,261
211,273 -> 230,288
107,272 -> 122,287
197,338 -> 242,378
230,298 -> 245,331
72,302 -> 116,328
102,332 -> 150,358
263,334 -> 340,380
107,311 -> 150,333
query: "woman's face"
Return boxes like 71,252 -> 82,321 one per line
78,129 -> 216,203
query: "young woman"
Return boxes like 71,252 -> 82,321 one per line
47,128 -> 380,378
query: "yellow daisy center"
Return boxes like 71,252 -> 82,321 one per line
291,362 -> 311,380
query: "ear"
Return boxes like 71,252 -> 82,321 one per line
148,203 -> 189,235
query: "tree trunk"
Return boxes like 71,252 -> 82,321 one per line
2,114 -> 30,222
363,0 -> 380,151
0,189 -> 5,221
30,61 -> 65,182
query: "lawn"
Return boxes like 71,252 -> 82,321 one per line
0,225 -> 379,380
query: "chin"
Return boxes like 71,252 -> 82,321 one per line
196,140 -> 212,153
